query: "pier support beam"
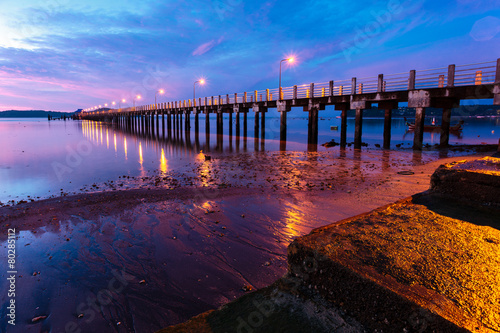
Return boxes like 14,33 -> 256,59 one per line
185,112 -> 190,130
243,111 -> 248,139
305,101 -> 324,151
235,112 -> 240,151
260,110 -> 265,141
216,110 -> 223,151
351,100 -> 370,150
335,104 -> 349,148
278,101 -> 291,151
280,111 -> 287,151
162,111 -> 165,137
408,90 -> 431,150
205,110 -> 211,152
167,113 -> 172,138
178,112 -> 182,134
379,101 -> 398,149
217,111 -> 223,136
195,111 -> 199,135
235,112 -> 240,138
253,107 -> 260,139
307,107 -> 319,147
205,110 -> 210,137
440,108 -> 451,147
151,112 -> 155,137
436,99 -> 459,147
156,112 -> 159,135
354,108 -> 364,149
413,107 -> 426,150
383,109 -> 392,149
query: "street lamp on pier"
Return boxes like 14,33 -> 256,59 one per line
194,79 -> 205,104
279,57 -> 294,100
133,95 -> 141,111
155,89 -> 164,110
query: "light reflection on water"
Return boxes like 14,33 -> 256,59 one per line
0,116 -> 498,203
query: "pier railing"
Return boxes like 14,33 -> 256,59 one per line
84,59 -> 499,112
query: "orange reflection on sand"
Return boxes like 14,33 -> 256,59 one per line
124,137 -> 128,160
283,207 -> 305,240
139,142 -> 143,166
114,133 -> 117,153
197,152 -> 211,187
160,148 -> 167,174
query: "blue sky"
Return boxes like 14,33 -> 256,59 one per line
0,0 -> 499,111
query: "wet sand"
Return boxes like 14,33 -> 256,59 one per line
0,148 -> 495,332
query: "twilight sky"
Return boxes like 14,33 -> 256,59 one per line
0,0 -> 499,112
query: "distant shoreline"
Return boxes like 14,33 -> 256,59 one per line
0,110 -> 75,118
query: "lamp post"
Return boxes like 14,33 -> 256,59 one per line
119,99 -> 126,110
155,89 -> 164,110
194,79 -> 205,105
279,57 -> 294,100
133,95 -> 141,111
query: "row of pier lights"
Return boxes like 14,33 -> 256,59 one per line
81,58 -> 500,151
84,58 -> 293,113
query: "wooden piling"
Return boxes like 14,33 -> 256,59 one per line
205,110 -> 210,137
185,112 -> 190,131
195,111 -> 199,135
243,110 -> 248,141
341,109 -> 347,148
383,109 -> 392,149
151,112 -> 155,137
413,107 -> 426,150
156,112 -> 159,135
260,110 -> 265,141
217,111 -> 223,137
308,107 -> 319,146
235,112 -> 240,138
380,101 -> 397,149
167,112 -> 172,138
280,111 -> 287,151
254,111 -> 259,139
354,108 -> 363,149
162,109 -> 165,137
440,108 -> 451,147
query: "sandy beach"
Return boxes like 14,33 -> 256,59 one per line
0,148 -> 495,332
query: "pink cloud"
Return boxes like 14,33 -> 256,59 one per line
192,37 -> 224,56
192,40 -> 216,56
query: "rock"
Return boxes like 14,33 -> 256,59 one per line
241,285 -> 253,292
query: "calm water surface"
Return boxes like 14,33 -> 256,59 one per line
0,115 -> 498,203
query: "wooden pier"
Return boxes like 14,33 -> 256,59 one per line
80,59 -> 500,150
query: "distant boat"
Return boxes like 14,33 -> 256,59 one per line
404,117 -> 464,133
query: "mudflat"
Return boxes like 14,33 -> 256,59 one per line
0,149 -> 494,332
